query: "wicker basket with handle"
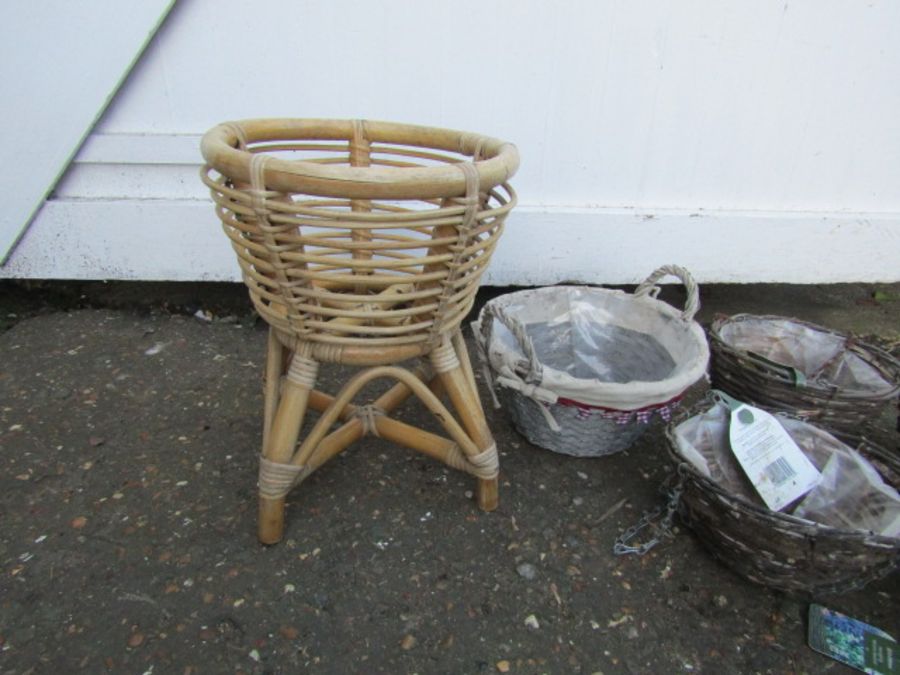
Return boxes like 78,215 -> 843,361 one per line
474,265 -> 709,457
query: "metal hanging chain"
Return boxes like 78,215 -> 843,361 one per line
614,474 -> 685,556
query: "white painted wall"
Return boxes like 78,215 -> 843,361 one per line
0,0 -> 174,262
4,0 -> 900,283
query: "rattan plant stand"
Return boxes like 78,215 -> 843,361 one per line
201,119 -> 518,543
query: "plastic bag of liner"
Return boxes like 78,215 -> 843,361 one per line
673,400 -> 900,537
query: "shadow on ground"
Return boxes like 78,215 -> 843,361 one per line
0,281 -> 897,674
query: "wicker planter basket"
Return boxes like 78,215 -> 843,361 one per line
201,118 -> 519,543
666,398 -> 900,595
709,314 -> 900,433
474,266 -> 709,457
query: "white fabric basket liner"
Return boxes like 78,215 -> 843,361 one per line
474,265 -> 710,413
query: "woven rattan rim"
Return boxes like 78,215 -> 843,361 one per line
200,118 -> 520,200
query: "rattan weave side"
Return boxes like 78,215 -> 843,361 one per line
202,120 -> 517,354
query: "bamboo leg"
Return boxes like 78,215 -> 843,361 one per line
308,389 -> 357,420
476,474 -> 499,512
431,339 -> 498,512
301,363 -> 435,472
297,366 -> 481,463
373,363 -> 432,413
262,328 -> 284,454
452,328 -> 483,411
259,348 -> 318,544
305,419 -> 365,472
428,371 -> 446,400
374,416 -> 460,465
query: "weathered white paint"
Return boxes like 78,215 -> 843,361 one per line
5,199 -> 897,284
0,1 -> 174,262
4,0 -> 900,282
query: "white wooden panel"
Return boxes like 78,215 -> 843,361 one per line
0,1 -> 174,262
3,199 -> 897,284
95,0 -> 900,214
75,133 -> 201,165
6,1 -> 900,283
55,133 -> 204,199
54,165 -> 205,201
0,201 -> 235,282
53,133 -> 209,200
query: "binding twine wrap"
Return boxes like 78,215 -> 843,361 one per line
426,161 -> 482,346
257,348 -> 319,499
353,405 -> 385,437
445,442 -> 500,479
475,303 -> 562,431
248,153 -> 309,336
258,456 -> 309,500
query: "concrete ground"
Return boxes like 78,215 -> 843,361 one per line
0,280 -> 897,674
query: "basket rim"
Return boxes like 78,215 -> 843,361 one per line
665,400 -> 900,546
478,284 -> 710,409
709,312 -> 900,400
200,118 -> 519,200
555,391 -> 684,413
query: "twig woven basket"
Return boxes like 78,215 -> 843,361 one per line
666,399 -> 900,595
709,314 -> 900,433
474,266 -> 709,457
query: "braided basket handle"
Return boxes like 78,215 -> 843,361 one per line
634,264 -> 700,323
480,302 -> 543,383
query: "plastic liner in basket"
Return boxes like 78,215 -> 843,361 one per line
666,397 -> 900,594
473,265 -> 710,457
709,314 -> 900,432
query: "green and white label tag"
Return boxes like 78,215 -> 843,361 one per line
715,392 -> 821,511
808,603 -> 898,674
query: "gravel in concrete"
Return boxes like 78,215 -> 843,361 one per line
0,282 -> 898,674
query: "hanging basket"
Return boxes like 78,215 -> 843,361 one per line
666,397 -> 900,595
709,314 -> 900,433
473,265 -> 710,457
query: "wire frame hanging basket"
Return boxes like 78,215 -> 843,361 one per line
665,396 -> 900,595
709,314 -> 900,433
